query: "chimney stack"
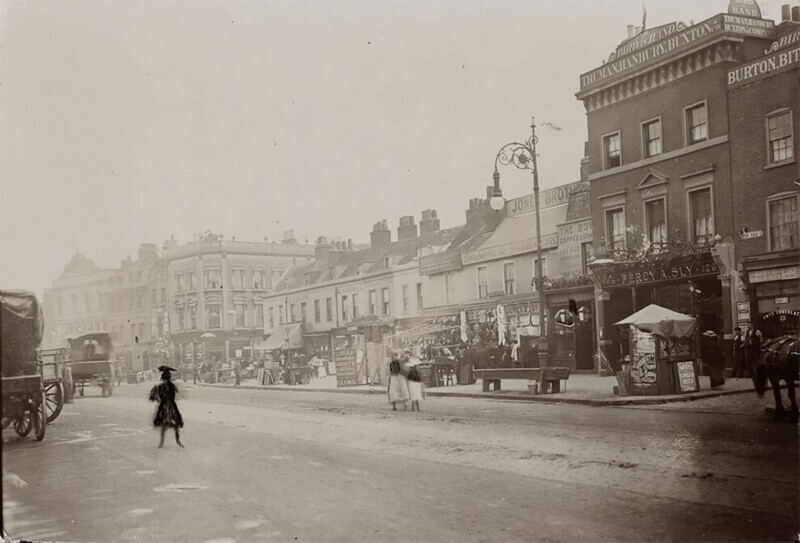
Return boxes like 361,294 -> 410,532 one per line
635,26 -> 641,35
627,24 -> 634,39
370,220 -> 391,247
782,4 -> 791,20
315,236 -> 332,260
793,6 -> 800,21
397,215 -> 418,240
580,156 -> 590,182
282,229 -> 297,244
419,209 -> 440,235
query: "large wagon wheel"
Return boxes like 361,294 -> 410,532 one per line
286,371 -> 297,386
13,410 -> 32,437
300,372 -> 311,385
33,395 -> 46,441
45,382 -> 64,423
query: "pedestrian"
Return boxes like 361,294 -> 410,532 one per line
148,365 -> 184,448
406,360 -> 426,411
233,358 -> 241,387
732,326 -> 746,379
744,323 -> 764,375
387,354 -> 409,411
700,331 -> 725,389
193,361 -> 199,384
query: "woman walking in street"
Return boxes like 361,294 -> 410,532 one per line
149,365 -> 184,448
387,353 -> 409,411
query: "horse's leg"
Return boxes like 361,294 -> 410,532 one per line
786,374 -> 799,423
770,374 -> 785,420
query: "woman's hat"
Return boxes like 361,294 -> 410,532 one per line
702,330 -> 718,338
158,365 -> 177,372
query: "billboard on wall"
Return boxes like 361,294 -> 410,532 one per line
557,219 -> 593,275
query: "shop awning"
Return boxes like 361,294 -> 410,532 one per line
255,323 -> 303,351
615,304 -> 696,340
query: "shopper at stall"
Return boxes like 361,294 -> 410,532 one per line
387,354 -> 409,411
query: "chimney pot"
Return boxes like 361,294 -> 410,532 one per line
627,24 -> 634,38
397,215 -> 418,240
793,6 -> 800,21
782,4 -> 791,20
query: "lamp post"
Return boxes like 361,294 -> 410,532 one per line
490,117 -> 555,343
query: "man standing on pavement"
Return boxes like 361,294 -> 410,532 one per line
732,327 -> 746,378
233,358 -> 241,387
744,323 -> 764,376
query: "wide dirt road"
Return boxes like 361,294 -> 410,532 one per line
2,383 -> 797,542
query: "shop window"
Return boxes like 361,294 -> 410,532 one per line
416,283 -> 423,310
314,300 -> 321,323
686,102 -> 708,144
606,208 -> 625,251
689,188 -> 714,244
766,110 -> 793,164
603,132 -> 621,169
503,262 -> 516,295
645,198 -> 667,243
768,194 -> 799,251
402,284 -> 409,312
477,266 -> 488,299
326,298 -> 333,322
642,118 -> 662,158
381,287 -> 390,315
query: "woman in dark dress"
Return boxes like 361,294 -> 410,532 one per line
149,365 -> 184,448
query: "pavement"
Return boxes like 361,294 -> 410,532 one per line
194,373 -> 759,406
2,382 -> 798,542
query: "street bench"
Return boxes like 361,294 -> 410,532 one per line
473,367 -> 570,394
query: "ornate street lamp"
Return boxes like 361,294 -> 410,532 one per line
587,241 -> 615,374
491,117 -> 557,340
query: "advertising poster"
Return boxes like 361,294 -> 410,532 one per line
631,328 -> 657,385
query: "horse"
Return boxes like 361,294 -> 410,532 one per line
754,335 -> 800,422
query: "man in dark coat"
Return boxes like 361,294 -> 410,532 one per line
700,331 -> 725,389
732,327 -> 746,379
149,366 -> 184,448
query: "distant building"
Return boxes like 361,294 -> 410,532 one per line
42,253 -> 113,350
163,231 -> 314,366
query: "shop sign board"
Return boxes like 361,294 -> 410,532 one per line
461,234 -> 558,265
728,0 -> 761,19
728,40 -> 800,87
580,14 -> 774,91
774,297 -> 790,304
557,219 -> 593,275
749,266 -> 800,283
676,361 -> 698,393
737,301 -> 751,325
607,22 -> 688,62
762,309 -> 800,320
334,347 -> 358,386
506,182 -> 582,217
604,260 -> 718,287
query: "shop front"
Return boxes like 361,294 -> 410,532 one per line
544,284 -> 595,371
592,251 -> 723,368
740,251 -> 800,339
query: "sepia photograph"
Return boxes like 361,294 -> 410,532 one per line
1,0 -> 798,541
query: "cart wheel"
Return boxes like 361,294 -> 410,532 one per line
301,373 -> 311,385
13,411 -> 32,437
34,399 -> 46,441
287,372 -> 297,386
45,383 -> 64,423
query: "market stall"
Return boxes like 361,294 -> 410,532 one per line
614,304 -> 699,396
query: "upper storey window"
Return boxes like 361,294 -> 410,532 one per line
686,102 -> 708,144
603,132 -> 621,169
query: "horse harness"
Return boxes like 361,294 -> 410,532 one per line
760,336 -> 800,368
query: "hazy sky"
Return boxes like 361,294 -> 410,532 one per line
0,0 -> 784,295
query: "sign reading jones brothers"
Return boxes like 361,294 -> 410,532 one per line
603,260 -> 719,287
580,14 -> 774,91
506,182 -> 582,218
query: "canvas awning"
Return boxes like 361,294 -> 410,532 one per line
255,323 -> 303,351
615,304 -> 696,340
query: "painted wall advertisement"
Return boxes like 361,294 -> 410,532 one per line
631,328 -> 657,386
557,219 -> 593,275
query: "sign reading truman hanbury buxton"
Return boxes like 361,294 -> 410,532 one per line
580,13 -> 774,91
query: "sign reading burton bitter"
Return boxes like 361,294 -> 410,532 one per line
728,30 -> 800,87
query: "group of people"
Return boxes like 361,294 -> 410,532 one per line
387,352 -> 426,411
732,323 -> 764,379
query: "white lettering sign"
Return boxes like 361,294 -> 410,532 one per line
728,45 -> 800,86
749,266 -> 800,283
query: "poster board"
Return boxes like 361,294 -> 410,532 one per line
674,360 -> 698,393
630,327 -> 657,389
334,347 -> 358,386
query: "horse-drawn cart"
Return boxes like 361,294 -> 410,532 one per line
66,333 -> 115,398
1,289 -> 47,441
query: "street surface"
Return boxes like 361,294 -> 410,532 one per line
2,382 -> 798,543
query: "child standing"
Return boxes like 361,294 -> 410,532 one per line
387,355 -> 409,411
406,364 -> 425,411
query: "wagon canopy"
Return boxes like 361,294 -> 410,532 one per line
68,333 -> 113,361
615,304 -> 696,340
1,289 -> 44,376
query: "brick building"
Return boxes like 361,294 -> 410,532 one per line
576,4 -> 779,366
727,7 -> 800,338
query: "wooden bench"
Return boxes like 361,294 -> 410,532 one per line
473,367 -> 570,394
